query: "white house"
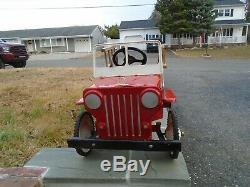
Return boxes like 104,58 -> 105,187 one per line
210,0 -> 248,45
119,0 -> 248,47
0,25 -> 105,53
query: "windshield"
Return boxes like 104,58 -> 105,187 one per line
93,41 -> 166,78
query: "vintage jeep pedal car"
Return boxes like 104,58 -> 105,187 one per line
67,41 -> 183,159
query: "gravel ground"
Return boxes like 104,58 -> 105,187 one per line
165,58 -> 250,186
24,53 -> 250,186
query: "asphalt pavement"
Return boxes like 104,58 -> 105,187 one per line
165,58 -> 250,186
26,53 -> 250,186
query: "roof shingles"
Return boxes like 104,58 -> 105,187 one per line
0,25 -> 98,39
214,0 -> 245,6
120,20 -> 157,30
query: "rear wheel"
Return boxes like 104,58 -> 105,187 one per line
0,59 -> 5,69
74,111 -> 95,157
165,108 -> 180,159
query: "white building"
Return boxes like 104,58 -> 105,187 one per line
119,0 -> 248,47
0,25 -> 105,53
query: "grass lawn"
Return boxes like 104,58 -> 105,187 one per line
0,68 -> 92,167
175,45 -> 250,59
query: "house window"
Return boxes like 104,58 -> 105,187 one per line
40,39 -> 51,47
40,38 -> 65,47
214,9 -> 219,17
218,9 -> 224,17
147,34 -> 161,40
225,9 -> 230,16
222,28 -> 233,37
230,9 -> 234,17
242,26 -> 247,36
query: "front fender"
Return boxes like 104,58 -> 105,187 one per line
76,98 -> 84,105
163,89 -> 176,108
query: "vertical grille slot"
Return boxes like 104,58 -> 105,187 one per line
104,92 -> 141,139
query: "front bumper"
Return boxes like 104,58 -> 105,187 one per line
1,53 -> 29,63
67,137 -> 181,152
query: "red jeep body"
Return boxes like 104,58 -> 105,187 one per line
68,41 -> 181,159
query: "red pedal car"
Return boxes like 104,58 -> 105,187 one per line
68,41 -> 182,159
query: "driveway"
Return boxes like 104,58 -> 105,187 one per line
27,52 -> 92,68
165,59 -> 250,186
27,53 -> 250,186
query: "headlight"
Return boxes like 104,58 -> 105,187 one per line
2,46 -> 10,52
141,90 -> 159,109
84,93 -> 101,110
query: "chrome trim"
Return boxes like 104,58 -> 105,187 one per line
104,96 -> 111,136
130,94 -> 135,136
117,95 -> 123,136
123,94 -> 128,136
137,95 -> 142,136
110,95 -> 117,137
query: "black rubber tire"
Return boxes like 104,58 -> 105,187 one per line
0,58 -> 5,69
74,111 -> 95,157
13,61 -> 26,68
166,108 -> 180,159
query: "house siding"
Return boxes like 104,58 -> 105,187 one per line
214,5 -> 246,20
91,26 -> 106,49
120,28 -> 161,42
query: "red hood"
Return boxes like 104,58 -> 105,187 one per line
93,75 -> 161,88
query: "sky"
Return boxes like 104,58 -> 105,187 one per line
0,0 -> 156,31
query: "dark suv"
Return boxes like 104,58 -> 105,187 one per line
0,39 -> 29,69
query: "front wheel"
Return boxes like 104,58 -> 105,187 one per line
74,111 -> 95,157
0,59 -> 5,69
13,61 -> 26,68
165,108 -> 180,159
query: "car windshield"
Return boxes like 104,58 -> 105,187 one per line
93,41 -> 166,78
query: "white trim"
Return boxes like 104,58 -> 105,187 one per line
214,4 -> 246,8
2,35 -> 92,41
94,64 -> 162,78
93,41 -> 163,78
65,38 -> 69,51
89,36 -> 92,52
50,38 -> 53,53
34,39 -> 37,51
119,27 -> 159,31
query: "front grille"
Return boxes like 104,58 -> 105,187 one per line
103,92 -> 142,139
10,46 -> 27,55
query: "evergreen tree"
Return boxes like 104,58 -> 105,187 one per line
187,0 -> 215,45
156,0 -> 192,48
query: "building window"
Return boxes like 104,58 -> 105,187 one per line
147,34 -> 161,40
222,28 -> 233,37
242,26 -> 247,36
40,38 -> 65,47
218,9 -> 224,17
214,8 -> 234,17
225,9 -> 230,16
230,9 -> 234,17
214,9 -> 218,17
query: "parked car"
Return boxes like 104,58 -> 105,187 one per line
0,39 -> 29,69
68,41 -> 183,159
146,39 -> 162,53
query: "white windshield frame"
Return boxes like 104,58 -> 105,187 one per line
93,40 -> 164,78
